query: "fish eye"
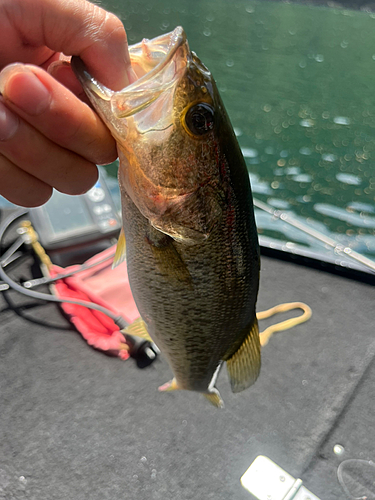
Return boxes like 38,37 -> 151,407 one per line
184,103 -> 214,136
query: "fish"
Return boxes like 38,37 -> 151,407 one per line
71,26 -> 260,408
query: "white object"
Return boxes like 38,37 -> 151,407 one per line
240,455 -> 321,500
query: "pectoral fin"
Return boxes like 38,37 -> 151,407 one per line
225,319 -> 261,393
112,228 -> 126,269
122,317 -> 153,343
146,226 -> 192,287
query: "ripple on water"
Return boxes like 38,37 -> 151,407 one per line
267,198 -> 290,209
333,116 -> 351,125
249,172 -> 272,195
300,119 -> 315,128
299,147 -> 312,155
314,203 -> 375,228
241,148 -> 259,158
321,154 -> 337,162
292,174 -> 312,183
347,202 -> 375,213
336,173 -> 362,186
286,167 -> 301,175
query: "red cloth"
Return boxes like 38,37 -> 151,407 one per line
50,246 -> 140,360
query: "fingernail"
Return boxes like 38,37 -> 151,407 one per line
0,100 -> 19,141
0,65 -> 51,116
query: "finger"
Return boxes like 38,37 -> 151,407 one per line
0,64 -> 117,165
48,61 -> 88,101
0,154 -> 52,208
1,0 -> 132,90
0,99 -> 98,196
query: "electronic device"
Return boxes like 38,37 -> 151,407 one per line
29,168 -> 121,258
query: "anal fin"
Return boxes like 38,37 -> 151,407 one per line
225,319 -> 261,394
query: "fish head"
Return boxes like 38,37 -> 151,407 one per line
72,27 -> 229,244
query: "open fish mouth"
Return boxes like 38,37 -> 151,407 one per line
72,27 -> 221,243
71,26 -> 189,121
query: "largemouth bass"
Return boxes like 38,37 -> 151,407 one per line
72,27 -> 260,408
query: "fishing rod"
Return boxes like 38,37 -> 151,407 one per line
253,197 -> 375,274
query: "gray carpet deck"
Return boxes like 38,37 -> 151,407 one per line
0,209 -> 374,500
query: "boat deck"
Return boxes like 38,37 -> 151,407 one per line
0,208 -> 374,500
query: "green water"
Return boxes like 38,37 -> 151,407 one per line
103,0 -> 375,266
3,0 -> 375,267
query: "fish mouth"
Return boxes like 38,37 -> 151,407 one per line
71,27 -> 189,122
72,28 -> 214,244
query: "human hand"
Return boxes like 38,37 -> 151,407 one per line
0,0 -> 134,207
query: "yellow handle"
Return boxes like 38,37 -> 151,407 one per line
19,220 -> 53,272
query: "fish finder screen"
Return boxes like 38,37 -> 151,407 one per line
44,191 -> 95,237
